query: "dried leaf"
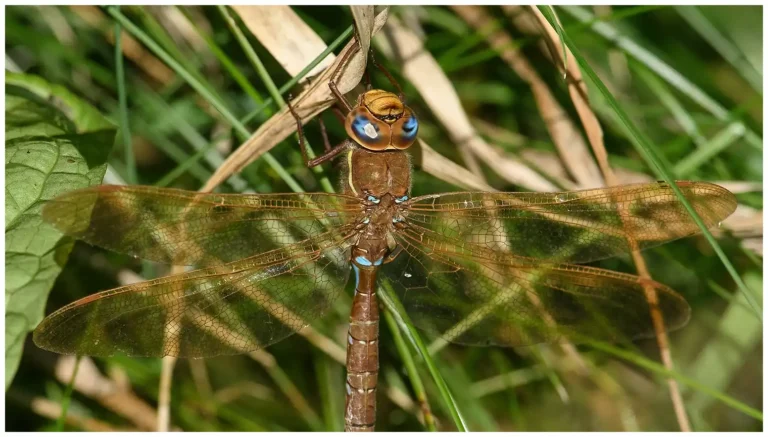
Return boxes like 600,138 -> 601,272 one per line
202,7 -> 387,192
232,5 -> 336,79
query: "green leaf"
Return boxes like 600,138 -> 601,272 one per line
4,72 -> 116,389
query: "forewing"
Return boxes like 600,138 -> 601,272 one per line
405,181 -> 736,264
42,185 -> 362,266
382,225 -> 690,347
33,229 -> 355,358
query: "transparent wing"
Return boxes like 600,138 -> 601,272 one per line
405,181 -> 736,264
43,185 -> 363,266
34,229 -> 355,358
382,225 -> 690,347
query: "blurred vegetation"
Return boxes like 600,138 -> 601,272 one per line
5,5 -> 762,432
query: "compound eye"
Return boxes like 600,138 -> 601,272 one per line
391,108 -> 419,149
345,107 -> 390,150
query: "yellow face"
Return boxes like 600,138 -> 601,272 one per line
344,90 -> 419,151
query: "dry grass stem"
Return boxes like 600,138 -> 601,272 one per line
418,139 -> 495,192
157,356 -> 178,431
54,356 -> 160,431
454,5 -> 603,189
22,393 -> 119,431
528,6 -> 691,431
376,17 -> 485,180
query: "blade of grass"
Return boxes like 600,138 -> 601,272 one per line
379,280 -> 468,431
535,5 -> 690,430
560,5 -> 761,152
107,6 -> 304,192
114,8 -> 136,185
218,5 -> 334,194
315,352 -> 344,431
383,310 -> 437,431
242,24 -> 353,124
133,85 -> 251,191
133,7 -> 213,95
585,340 -> 762,421
675,6 -> 762,93
131,116 -> 213,183
176,6 -> 266,108
54,356 -> 81,431
542,7 -> 761,321
106,6 -> 304,193
687,273 -> 762,416
249,351 -> 323,431
155,139 -> 218,187
673,122 -> 746,177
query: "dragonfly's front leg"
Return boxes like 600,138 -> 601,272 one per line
287,96 -> 351,168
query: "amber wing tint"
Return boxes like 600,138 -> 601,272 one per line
34,231 -> 355,357
42,185 -> 363,266
403,181 -> 736,264
383,181 -> 736,346
35,185 -> 363,357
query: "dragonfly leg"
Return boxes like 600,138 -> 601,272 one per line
329,76 -> 354,113
382,245 -> 403,264
330,105 -> 347,124
328,21 -> 364,113
317,114 -> 332,153
287,95 -> 350,168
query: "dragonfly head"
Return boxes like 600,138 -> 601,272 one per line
345,89 -> 419,152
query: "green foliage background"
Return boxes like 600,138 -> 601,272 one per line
5,5 -> 762,432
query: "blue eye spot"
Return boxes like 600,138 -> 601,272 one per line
401,116 -> 418,139
395,195 -> 408,204
353,115 -> 379,140
367,195 -> 380,204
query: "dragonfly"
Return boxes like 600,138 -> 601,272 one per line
34,45 -> 737,432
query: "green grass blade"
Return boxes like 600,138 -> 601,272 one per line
218,5 -> 335,194
675,6 -> 762,93
673,122 -> 746,177
585,340 -> 762,421
560,5 -> 761,151
242,24 -> 354,124
383,310 -> 437,431
177,6 -> 266,107
106,6 -> 304,193
379,281 -> 468,431
54,356 -> 81,431
114,10 -> 136,185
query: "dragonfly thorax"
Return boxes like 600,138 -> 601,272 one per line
344,148 -> 411,200
352,192 -> 401,268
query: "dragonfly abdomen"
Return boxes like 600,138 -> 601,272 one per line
345,262 -> 380,432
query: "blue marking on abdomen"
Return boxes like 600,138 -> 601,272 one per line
354,255 -> 383,267
353,265 -> 360,294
